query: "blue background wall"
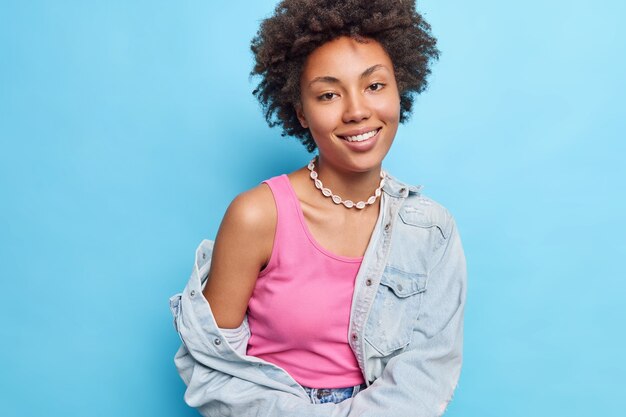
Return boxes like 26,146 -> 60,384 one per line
1,1 -> 624,416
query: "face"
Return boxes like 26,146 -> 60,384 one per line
297,36 -> 401,175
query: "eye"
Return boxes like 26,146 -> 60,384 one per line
368,82 -> 386,92
318,92 -> 338,101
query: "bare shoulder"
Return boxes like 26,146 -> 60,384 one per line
221,182 -> 276,241
202,182 -> 276,328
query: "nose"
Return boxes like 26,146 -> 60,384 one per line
342,92 -> 371,123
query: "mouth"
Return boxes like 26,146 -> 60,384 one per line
338,128 -> 381,143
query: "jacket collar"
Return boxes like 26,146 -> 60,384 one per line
382,173 -> 421,198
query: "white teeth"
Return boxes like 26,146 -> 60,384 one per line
343,129 -> 378,142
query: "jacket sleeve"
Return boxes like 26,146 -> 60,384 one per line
339,215 -> 467,416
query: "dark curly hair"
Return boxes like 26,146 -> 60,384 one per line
251,0 -> 439,152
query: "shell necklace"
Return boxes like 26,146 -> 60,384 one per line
307,157 -> 385,209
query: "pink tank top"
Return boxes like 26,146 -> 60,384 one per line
246,175 -> 365,388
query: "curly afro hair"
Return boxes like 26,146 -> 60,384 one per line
251,0 -> 439,152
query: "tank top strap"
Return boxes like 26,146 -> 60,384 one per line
260,174 -> 305,275
262,174 -> 300,233
262,174 -> 293,207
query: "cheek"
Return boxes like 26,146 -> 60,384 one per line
373,98 -> 401,124
305,106 -> 339,134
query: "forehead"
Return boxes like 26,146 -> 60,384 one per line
301,36 -> 394,81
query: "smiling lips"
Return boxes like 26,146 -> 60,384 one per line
339,128 -> 381,143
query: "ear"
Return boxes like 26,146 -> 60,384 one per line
295,103 -> 309,129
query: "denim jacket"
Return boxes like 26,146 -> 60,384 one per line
169,174 -> 467,417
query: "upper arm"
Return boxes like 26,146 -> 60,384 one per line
202,184 -> 276,329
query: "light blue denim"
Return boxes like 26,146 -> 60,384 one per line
169,173 -> 467,417
302,384 -> 366,404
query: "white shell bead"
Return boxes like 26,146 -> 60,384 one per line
314,179 -> 323,189
332,195 -> 342,204
367,196 -> 377,205
343,200 -> 354,208
322,188 -> 332,197
355,201 -> 366,209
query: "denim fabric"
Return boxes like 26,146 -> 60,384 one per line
170,173 -> 467,417
302,384 -> 366,404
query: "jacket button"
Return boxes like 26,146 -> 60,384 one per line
214,338 -> 222,346
202,253 -> 206,259
384,223 -> 391,232
400,187 -> 406,194
190,290 -> 196,297
351,333 -> 358,341
397,284 -> 403,292
366,279 -> 372,286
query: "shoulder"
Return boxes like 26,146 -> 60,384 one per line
209,180 -> 277,275
384,175 -> 464,276
222,181 -> 276,237
385,174 -> 455,239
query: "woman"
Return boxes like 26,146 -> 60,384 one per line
170,1 -> 466,415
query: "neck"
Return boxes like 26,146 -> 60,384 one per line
314,156 -> 383,203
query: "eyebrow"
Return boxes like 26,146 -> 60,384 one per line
308,64 -> 387,87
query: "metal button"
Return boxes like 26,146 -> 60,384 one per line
366,279 -> 372,286
190,290 -> 196,297
214,338 -> 221,346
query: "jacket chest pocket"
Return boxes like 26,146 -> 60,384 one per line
364,266 -> 427,356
